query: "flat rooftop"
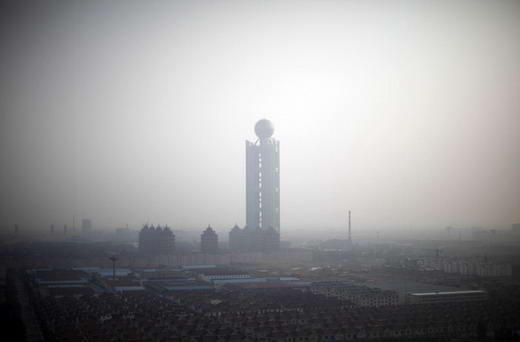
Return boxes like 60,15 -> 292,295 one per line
410,290 -> 486,296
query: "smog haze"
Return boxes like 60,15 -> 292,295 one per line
1,0 -> 519,232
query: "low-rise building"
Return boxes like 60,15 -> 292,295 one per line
310,281 -> 399,307
195,268 -> 251,282
406,290 -> 487,304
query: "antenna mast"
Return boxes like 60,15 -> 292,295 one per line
348,210 -> 352,244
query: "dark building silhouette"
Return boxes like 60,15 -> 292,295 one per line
237,119 -> 280,252
200,225 -> 218,254
229,224 -> 245,251
228,224 -> 279,253
139,224 -> 175,255
262,226 -> 280,252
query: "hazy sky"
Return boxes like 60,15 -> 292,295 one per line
1,0 -> 519,233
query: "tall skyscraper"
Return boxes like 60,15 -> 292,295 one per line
229,119 -> 280,253
246,119 -> 280,233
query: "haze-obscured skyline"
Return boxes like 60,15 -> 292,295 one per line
1,0 -> 519,231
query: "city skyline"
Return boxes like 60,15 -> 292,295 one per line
1,0 -> 519,231
1,2 -> 520,340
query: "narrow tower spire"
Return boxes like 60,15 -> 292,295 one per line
348,210 -> 352,244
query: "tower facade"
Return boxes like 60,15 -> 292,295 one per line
201,225 -> 219,254
139,224 -> 175,255
246,119 -> 280,233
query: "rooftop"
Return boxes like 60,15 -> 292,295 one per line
409,290 -> 486,296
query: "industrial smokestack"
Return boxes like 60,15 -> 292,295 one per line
348,210 -> 352,244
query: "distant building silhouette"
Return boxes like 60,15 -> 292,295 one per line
240,119 -> 280,252
115,227 -> 135,242
347,210 -> 352,248
228,224 -> 280,253
229,224 -> 245,251
138,224 -> 175,255
262,226 -> 280,252
246,119 -> 280,233
200,225 -> 218,254
81,219 -> 92,233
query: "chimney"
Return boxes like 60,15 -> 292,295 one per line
348,210 -> 352,244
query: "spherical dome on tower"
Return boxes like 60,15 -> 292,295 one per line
255,119 -> 274,139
